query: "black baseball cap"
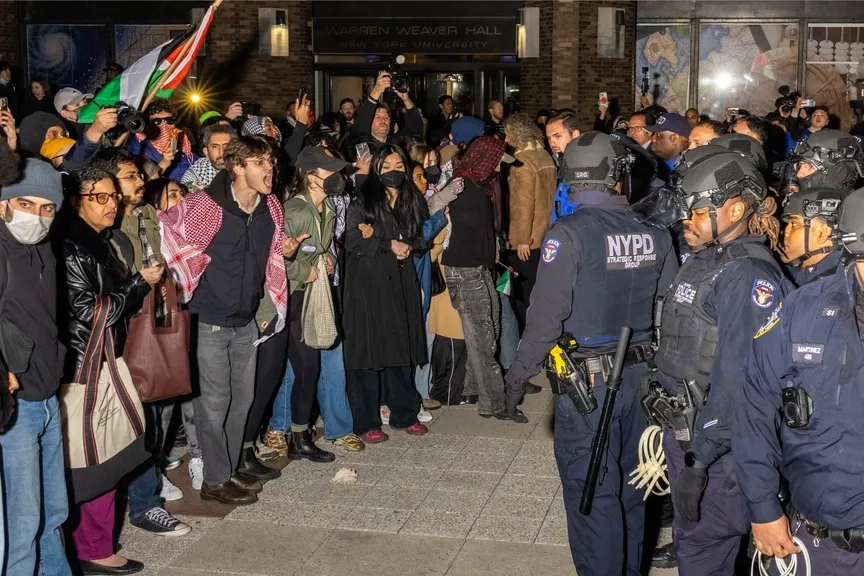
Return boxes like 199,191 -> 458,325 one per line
295,146 -> 350,173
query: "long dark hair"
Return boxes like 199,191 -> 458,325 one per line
358,145 -> 426,241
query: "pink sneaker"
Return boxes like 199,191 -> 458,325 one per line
402,423 -> 428,435
362,429 -> 389,444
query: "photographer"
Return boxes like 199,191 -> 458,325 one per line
767,95 -> 806,141
355,71 -> 423,145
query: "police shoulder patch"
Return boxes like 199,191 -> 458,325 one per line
754,303 -> 782,339
751,279 -> 776,308
542,238 -> 562,263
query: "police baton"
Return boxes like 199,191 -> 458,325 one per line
580,325 -> 632,516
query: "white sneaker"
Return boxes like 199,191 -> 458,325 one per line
418,408 -> 433,423
161,474 -> 183,501
380,405 -> 391,426
188,457 -> 204,491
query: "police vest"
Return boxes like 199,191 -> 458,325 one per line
654,240 -> 778,384
562,204 -> 671,349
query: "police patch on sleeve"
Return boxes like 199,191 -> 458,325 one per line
751,279 -> 776,308
542,238 -> 561,263
605,233 -> 657,270
754,304 -> 781,339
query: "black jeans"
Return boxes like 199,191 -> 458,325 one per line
347,367 -> 419,435
243,326 -> 289,443
287,295 -> 321,428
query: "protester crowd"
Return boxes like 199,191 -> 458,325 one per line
1,51 -> 864,575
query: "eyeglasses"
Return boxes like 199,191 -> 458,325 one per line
46,130 -> 70,140
117,172 -> 145,182
80,193 -> 121,205
245,157 -> 276,168
151,116 -> 176,126
627,125 -> 646,134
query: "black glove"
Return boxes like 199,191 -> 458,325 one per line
673,466 -> 708,523
505,387 -> 528,424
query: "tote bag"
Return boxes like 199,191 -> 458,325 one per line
301,255 -> 338,349
123,276 -> 192,402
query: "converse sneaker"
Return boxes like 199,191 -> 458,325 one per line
131,507 -> 192,537
160,474 -> 183,501
417,408 -> 433,423
380,405 -> 391,426
188,457 -> 204,491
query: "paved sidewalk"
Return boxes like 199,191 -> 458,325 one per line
117,384 -> 677,576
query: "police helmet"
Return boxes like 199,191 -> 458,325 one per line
560,131 -> 635,191
788,129 -> 864,191
711,133 -> 768,173
671,144 -> 729,184
781,188 -> 846,265
781,188 -> 845,225
836,187 -> 864,257
675,149 -> 767,234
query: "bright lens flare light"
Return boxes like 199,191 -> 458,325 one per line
714,73 -> 733,89
190,93 -> 202,104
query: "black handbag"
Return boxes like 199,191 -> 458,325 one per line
430,261 -> 446,296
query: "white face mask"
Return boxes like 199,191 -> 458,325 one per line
4,207 -> 53,244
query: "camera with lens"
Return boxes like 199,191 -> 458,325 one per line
386,54 -> 410,94
242,101 -> 262,117
114,101 -> 145,134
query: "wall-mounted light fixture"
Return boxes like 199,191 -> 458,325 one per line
259,8 -> 289,57
517,7 -> 539,59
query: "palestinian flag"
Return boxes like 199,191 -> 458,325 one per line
496,265 -> 515,296
78,3 -> 216,124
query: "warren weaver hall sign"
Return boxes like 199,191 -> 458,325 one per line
313,17 -> 517,55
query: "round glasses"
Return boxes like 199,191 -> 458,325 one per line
80,193 -> 121,205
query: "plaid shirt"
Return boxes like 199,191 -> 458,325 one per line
159,190 -> 288,338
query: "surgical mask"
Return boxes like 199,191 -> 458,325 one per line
4,208 -> 52,244
380,171 -> 406,189
0,78 -> 8,86
424,165 -> 441,183
323,172 -> 346,196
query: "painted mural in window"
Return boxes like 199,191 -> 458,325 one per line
27,25 -> 108,93
635,24 -> 691,113
697,24 -> 799,120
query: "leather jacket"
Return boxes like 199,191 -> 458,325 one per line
60,214 -> 151,381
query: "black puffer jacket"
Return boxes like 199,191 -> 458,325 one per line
59,213 -> 150,381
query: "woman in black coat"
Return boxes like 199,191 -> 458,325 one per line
60,167 -> 165,574
342,145 -> 429,443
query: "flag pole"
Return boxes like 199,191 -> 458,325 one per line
139,0 -> 223,112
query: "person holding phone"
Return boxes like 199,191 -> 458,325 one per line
129,99 -> 199,181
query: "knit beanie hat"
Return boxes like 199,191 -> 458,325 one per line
1,158 -> 64,209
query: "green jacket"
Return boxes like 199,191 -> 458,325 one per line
112,204 -> 164,273
284,191 -> 336,295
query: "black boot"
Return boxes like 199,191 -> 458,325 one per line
288,429 -> 336,463
237,446 -> 281,481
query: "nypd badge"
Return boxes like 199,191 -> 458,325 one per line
751,279 -> 776,309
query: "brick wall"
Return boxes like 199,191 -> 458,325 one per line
519,0 -> 636,132
203,0 -> 312,118
0,2 -> 20,65
519,0 -> 553,116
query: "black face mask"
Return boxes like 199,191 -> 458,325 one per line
424,165 -> 441,183
380,171 -> 406,189
323,172 -> 346,196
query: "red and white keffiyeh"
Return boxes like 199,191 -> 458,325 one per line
159,191 -> 288,336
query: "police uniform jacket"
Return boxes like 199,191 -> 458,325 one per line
789,250 -> 843,287
736,267 -> 864,529
505,188 -> 678,387
654,235 -> 792,466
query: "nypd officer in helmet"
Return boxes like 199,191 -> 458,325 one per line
735,187 -> 864,574
780,129 -> 864,195
778,188 -> 847,287
646,148 -> 793,574
505,131 -> 678,576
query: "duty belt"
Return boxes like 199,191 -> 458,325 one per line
790,506 -> 864,553
581,344 -> 651,376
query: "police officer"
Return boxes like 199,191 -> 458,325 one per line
505,131 -> 679,576
782,129 -> 864,194
735,187 -> 864,575
779,188 -> 847,286
648,150 -> 793,575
